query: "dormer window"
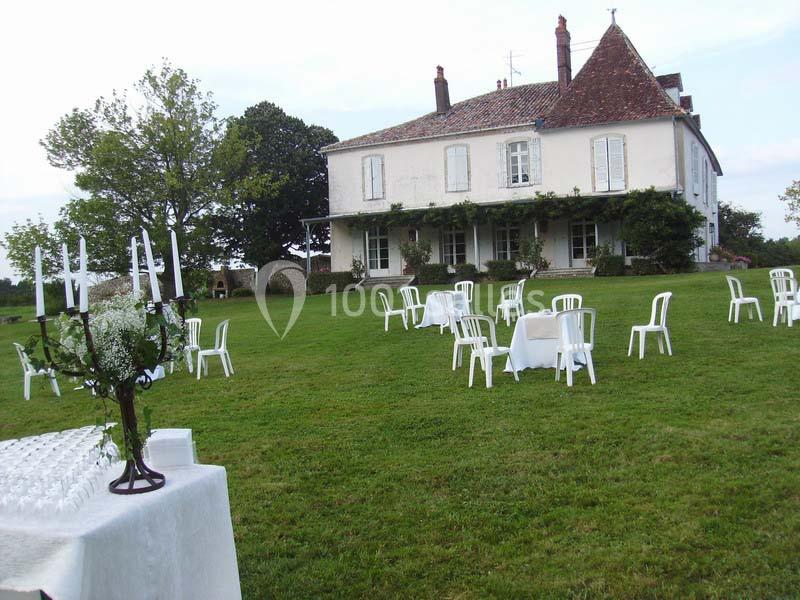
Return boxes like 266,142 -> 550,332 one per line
592,135 -> 626,192
362,155 -> 384,200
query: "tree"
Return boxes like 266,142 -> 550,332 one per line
218,102 -> 337,267
1,216 -> 61,279
35,60 -> 246,296
621,190 -> 704,271
718,202 -> 763,256
780,180 -> 800,228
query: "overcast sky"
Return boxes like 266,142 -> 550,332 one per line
2,0 -> 799,280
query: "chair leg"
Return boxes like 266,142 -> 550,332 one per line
734,303 -> 740,324
468,353 -> 476,388
773,304 -> 779,327
565,352 -> 573,387
657,332 -> 665,354
585,351 -> 596,385
627,329 -> 635,357
452,343 -> 459,371
663,329 -> 673,356
24,373 -> 31,401
197,354 -> 203,380
495,307 -> 500,323
728,301 -> 733,322
50,374 -> 61,397
485,355 -> 493,388
225,352 -> 234,375
220,354 -> 230,377
384,314 -> 389,332
186,350 -> 194,374
755,301 -> 763,322
402,313 -> 408,330
639,331 -> 645,360
555,352 -> 561,381
507,355 -> 519,382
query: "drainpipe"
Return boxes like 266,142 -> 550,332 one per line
473,224 -> 479,270
364,230 -> 369,278
305,223 -> 311,274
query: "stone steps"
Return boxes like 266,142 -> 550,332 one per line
533,267 -> 596,279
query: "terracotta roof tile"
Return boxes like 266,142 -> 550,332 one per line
323,82 -> 560,152
542,25 -> 685,129
656,73 -> 683,91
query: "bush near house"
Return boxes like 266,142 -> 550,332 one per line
453,263 -> 478,282
306,271 -> 355,294
630,257 -> 661,275
589,242 -> 625,277
486,260 -> 518,281
417,263 -> 450,284
399,240 -> 433,275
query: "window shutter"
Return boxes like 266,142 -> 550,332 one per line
593,138 -> 609,192
446,147 -> 457,192
530,137 -> 542,185
710,171 -> 717,204
691,143 -> 699,193
496,143 -> 508,188
457,147 -> 469,191
372,156 -> 383,199
363,158 -> 373,200
608,136 -> 625,191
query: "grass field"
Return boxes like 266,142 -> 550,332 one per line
2,268 -> 800,598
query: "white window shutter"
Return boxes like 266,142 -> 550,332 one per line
363,158 -> 373,200
372,156 -> 383,199
446,147 -> 457,192
530,137 -> 542,185
608,136 -> 625,191
691,143 -> 699,193
456,148 -> 469,191
710,171 -> 717,204
496,143 -> 508,188
593,138 -> 609,192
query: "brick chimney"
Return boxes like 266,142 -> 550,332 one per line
555,15 -> 572,95
434,66 -> 451,114
496,79 -> 502,90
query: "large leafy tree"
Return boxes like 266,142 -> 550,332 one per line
218,102 -> 337,267
35,61 -> 246,296
621,190 -> 704,271
780,180 -> 800,229
718,201 -> 763,255
1,216 -> 61,279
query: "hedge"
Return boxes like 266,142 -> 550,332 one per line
417,263 -> 450,285
594,254 -> 625,277
453,263 -> 478,282
485,260 -> 518,281
630,258 -> 661,275
230,287 -> 254,297
307,271 -> 355,294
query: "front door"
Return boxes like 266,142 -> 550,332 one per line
367,227 -> 390,277
570,221 -> 597,268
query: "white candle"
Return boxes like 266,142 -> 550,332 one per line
131,237 -> 141,296
169,229 -> 184,298
79,238 -> 88,313
62,243 -> 75,309
141,229 -> 161,303
34,246 -> 45,317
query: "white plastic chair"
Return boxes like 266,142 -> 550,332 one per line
726,276 -> 762,323
555,308 -> 596,387
495,280 -> 525,327
378,290 -> 407,332
171,317 -> 202,374
454,281 -> 474,311
551,294 -> 583,313
770,276 -> 799,327
196,320 -> 233,379
398,286 -> 426,325
628,292 -> 673,359
439,293 -> 485,370
14,342 -> 60,401
461,315 -> 519,388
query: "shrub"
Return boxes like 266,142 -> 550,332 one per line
589,242 -> 625,277
307,271 -> 355,294
518,238 -> 550,272
417,263 -> 450,285
453,263 -> 478,282
399,240 -> 432,274
630,258 -> 661,276
485,260 -> 518,281
231,287 -> 254,297
351,256 -> 365,280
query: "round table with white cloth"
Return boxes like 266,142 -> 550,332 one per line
415,290 -> 469,329
504,311 -> 584,373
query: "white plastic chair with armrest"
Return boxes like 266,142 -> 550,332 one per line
551,294 -> 583,313
378,291 -> 407,332
14,342 -> 60,400
628,292 -> 673,359
398,286 -> 425,325
770,276 -> 799,327
555,308 -> 596,387
726,276 -> 762,323
461,315 -> 519,389
196,320 -> 233,379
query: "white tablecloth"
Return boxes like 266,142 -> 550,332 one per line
504,312 -> 584,372
416,291 -> 468,328
0,465 -> 241,600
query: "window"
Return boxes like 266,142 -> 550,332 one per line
593,135 -> 625,192
362,155 -> 384,200
709,222 -> 716,246
441,229 -> 466,265
702,158 -> 710,206
367,227 -> 389,270
495,226 -> 520,260
691,142 -> 700,195
445,145 -> 470,192
571,221 -> 597,260
508,141 -> 529,185
624,242 -> 639,258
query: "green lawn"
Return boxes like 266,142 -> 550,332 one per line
2,268 -> 800,598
